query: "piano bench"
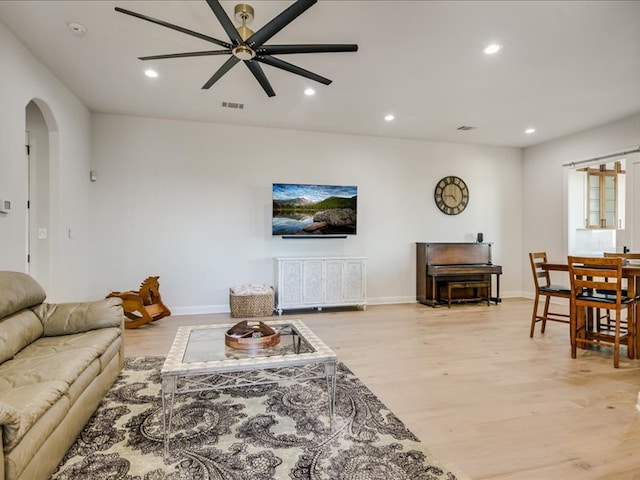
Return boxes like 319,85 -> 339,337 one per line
446,281 -> 491,308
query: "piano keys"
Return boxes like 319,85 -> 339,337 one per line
416,242 -> 503,307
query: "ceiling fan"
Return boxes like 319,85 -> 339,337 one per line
115,0 -> 358,97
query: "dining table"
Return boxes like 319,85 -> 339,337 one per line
542,260 -> 640,359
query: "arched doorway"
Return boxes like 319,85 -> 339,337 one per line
25,99 -> 57,293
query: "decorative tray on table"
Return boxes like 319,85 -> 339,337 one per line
225,320 -> 280,350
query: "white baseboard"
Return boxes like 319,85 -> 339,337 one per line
170,292 -> 528,316
171,305 -> 229,315
367,296 -> 415,305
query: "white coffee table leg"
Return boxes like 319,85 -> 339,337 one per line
324,360 -> 337,430
161,375 -> 177,459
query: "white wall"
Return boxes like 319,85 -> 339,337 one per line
0,21 -> 94,301
522,113 -> 640,293
4,16 -> 637,312
90,114 -> 523,313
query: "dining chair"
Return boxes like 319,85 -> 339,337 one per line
602,252 -> 635,288
567,256 -> 637,368
597,253 -> 640,329
528,252 -> 571,337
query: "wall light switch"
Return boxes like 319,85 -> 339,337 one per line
0,199 -> 10,213
38,227 -> 47,239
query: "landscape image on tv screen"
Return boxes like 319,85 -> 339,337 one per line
272,183 -> 358,236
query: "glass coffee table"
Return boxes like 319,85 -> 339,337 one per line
161,319 -> 337,457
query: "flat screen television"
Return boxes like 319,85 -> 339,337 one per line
272,183 -> 358,236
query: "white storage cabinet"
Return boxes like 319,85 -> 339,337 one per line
275,257 -> 367,314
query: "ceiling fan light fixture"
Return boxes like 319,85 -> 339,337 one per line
232,44 -> 255,60
233,3 -> 255,59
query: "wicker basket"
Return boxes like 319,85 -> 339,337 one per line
229,285 -> 274,318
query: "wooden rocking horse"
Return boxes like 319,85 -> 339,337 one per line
107,276 -> 171,329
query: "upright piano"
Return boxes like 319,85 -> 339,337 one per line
416,242 -> 502,307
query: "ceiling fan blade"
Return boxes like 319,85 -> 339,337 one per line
205,0 -> 242,45
244,61 -> 276,97
247,0 -> 316,49
202,56 -> 241,89
115,7 -> 231,49
140,50 -> 232,60
256,55 -> 331,85
259,44 -> 359,55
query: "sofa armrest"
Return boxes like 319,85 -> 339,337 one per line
33,297 -> 124,336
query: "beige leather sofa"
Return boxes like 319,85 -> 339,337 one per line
0,271 -> 124,480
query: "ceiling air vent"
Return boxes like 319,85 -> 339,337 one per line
222,101 -> 244,110
457,125 -> 477,131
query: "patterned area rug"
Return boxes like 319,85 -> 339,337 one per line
52,356 -> 457,480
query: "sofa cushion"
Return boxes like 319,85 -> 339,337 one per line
2,392 -> 72,479
14,328 -> 120,364
0,381 -> 69,452
33,297 -> 123,336
4,353 -> 122,480
2,348 -> 102,389
0,346 -> 103,453
65,358 -> 101,405
0,271 -> 46,319
0,309 -> 44,364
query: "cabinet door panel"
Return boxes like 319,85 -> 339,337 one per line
280,261 -> 303,305
604,175 -> 616,228
588,173 -> 601,228
585,168 -> 621,229
325,260 -> 345,302
344,260 -> 366,301
302,260 -> 324,304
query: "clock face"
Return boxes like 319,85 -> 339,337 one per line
434,176 -> 469,215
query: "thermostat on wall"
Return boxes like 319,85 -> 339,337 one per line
0,199 -> 11,213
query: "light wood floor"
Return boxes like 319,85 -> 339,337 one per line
124,299 -> 640,480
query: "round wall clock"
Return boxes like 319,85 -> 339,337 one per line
434,176 -> 469,215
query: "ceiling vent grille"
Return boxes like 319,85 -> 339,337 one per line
222,101 -> 244,110
457,125 -> 477,131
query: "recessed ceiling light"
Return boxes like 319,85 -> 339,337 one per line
525,128 -> 536,134
484,44 -> 501,55
304,87 -> 315,96
384,114 -> 395,122
144,69 -> 158,78
67,22 -> 87,37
